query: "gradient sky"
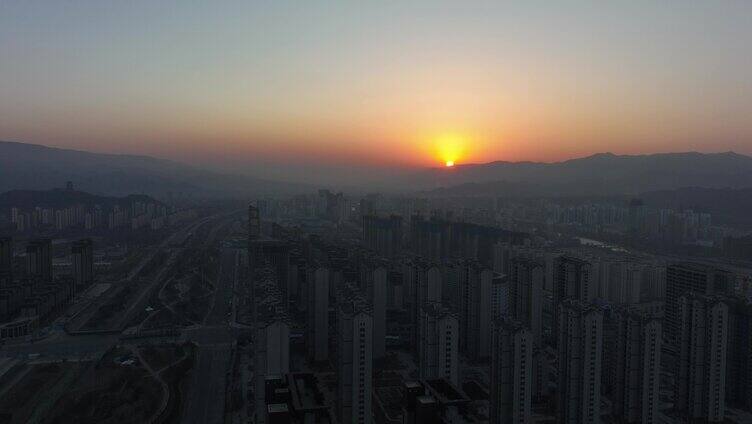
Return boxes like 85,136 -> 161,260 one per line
1,1 -> 751,183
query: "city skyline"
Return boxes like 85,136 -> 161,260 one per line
3,3 -> 752,424
2,175 -> 752,423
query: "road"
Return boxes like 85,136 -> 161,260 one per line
181,246 -> 240,424
181,341 -> 233,424
65,214 -> 219,334
125,215 -> 209,281
0,333 -> 119,360
205,248 -> 239,326
118,215 -> 222,328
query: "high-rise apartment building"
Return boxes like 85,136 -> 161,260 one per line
554,256 -> 593,304
418,302 -> 460,385
71,238 -> 93,293
410,215 -> 450,261
337,289 -> 373,424
249,238 -> 291,307
489,317 -> 533,424
403,261 -> 442,308
605,307 -> 662,424
372,266 -> 387,361
557,300 -> 603,424
403,260 -> 442,352
25,238 -> 52,281
362,214 -> 402,258
307,266 -> 329,362
456,261 -> 493,360
593,260 -> 645,304
248,204 -> 260,240
248,210 -> 303,317
726,297 -> 752,412
0,237 -> 12,287
253,269 -> 291,424
675,294 -> 728,423
492,241 -> 515,275
532,348 -> 550,403
665,262 -> 732,344
509,257 -> 544,346
491,272 -> 510,319
552,256 -> 593,347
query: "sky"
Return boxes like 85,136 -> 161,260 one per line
1,1 -> 751,183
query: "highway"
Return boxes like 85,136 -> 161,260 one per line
181,246 -> 240,424
0,333 -> 119,360
182,342 -> 233,424
205,248 -> 239,326
125,214 -> 213,281
118,214 -> 223,328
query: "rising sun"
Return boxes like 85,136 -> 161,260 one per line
432,132 -> 467,168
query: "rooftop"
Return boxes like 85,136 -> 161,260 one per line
288,373 -> 329,413
423,379 -> 471,405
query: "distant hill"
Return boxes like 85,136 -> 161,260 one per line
413,152 -> 752,195
5,141 -> 752,198
0,141 -> 311,198
0,188 -> 158,210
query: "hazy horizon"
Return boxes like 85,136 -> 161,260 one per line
3,138 -> 752,189
2,1 -> 752,184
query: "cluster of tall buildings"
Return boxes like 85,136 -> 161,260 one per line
251,190 -> 357,224
0,236 -> 94,340
250,253 -> 378,423
495,241 -> 668,306
247,203 -> 752,424
4,197 -> 197,234
408,214 -> 527,264
362,215 -> 402,259
545,200 -> 723,246
603,306 -> 663,424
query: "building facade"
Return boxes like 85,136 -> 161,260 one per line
606,307 -> 662,424
675,294 -> 728,423
557,300 -> 603,424
337,292 -> 373,424
490,317 -> 533,424
418,302 -> 460,385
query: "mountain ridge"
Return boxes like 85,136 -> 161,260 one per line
422,151 -> 750,170
3,140 -> 752,196
0,140 -> 312,198
0,188 -> 160,210
406,150 -> 752,195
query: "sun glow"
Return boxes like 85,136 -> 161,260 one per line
433,132 -> 467,167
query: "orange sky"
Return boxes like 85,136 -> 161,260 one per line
1,2 -> 751,175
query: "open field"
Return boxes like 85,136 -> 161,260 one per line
0,362 -> 86,424
41,347 -> 164,424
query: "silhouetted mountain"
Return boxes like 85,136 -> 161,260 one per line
413,152 -> 752,195
0,141 -> 311,198
0,188 -> 159,210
